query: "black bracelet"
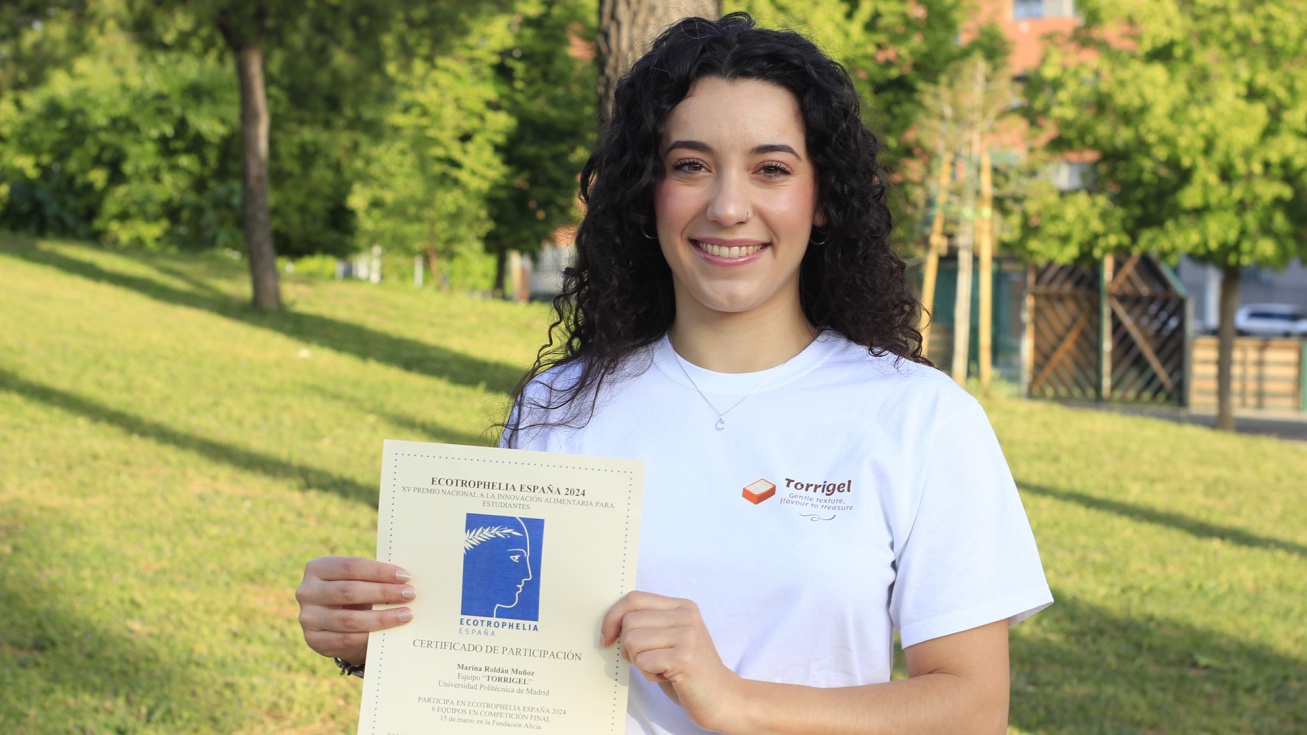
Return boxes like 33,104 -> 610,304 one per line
334,657 -> 365,678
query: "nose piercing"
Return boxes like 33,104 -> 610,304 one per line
745,211 -> 753,223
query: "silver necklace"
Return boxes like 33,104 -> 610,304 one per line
672,353 -> 783,431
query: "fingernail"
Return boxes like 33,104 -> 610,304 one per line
395,570 -> 412,582
397,609 -> 413,622
401,586 -> 416,600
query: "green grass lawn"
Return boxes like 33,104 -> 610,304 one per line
1,234 -> 1303,734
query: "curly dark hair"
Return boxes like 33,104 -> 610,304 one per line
506,12 -> 926,437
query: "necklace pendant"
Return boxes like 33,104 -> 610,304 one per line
715,416 -> 727,431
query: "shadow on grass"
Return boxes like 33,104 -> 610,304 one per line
0,592 -> 216,733
314,386 -> 500,448
1019,482 -> 1307,559
373,407 -> 503,448
0,507 -> 218,731
1011,593 -> 1305,733
0,505 -> 289,734
7,240 -> 525,394
148,259 -> 234,299
0,367 -> 376,506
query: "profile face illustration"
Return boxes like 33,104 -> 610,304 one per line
461,513 -> 544,620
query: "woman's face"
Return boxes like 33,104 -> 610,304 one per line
479,522 -> 532,612
653,76 -> 823,327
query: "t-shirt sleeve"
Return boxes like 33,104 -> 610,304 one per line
889,395 -> 1053,649
498,364 -> 581,452
500,397 -> 550,451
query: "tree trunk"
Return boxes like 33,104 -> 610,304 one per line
950,204 -> 974,384
494,250 -> 508,297
1099,254 -> 1114,400
426,246 -> 445,292
596,0 -> 719,121
920,151 -> 952,357
235,43 -> 281,311
950,61 -> 986,384
1216,261 -> 1240,431
977,147 -> 994,391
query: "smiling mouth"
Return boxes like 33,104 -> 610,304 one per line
693,240 -> 765,259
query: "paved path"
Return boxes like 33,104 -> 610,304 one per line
1063,402 -> 1307,443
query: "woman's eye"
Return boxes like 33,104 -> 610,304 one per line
759,162 -> 794,177
671,159 -> 707,173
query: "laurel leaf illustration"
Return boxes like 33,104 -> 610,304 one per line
464,525 -> 523,552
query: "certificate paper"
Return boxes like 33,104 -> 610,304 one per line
357,440 -> 644,735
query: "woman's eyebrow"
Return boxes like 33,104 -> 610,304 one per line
663,140 -> 804,160
663,139 -> 712,155
751,143 -> 803,159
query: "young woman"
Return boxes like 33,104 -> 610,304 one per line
297,14 -> 1052,735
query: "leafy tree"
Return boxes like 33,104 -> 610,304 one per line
913,56 -> 1018,380
121,0 -> 512,309
0,23 -> 242,249
1011,0 -> 1307,430
0,0 -> 94,94
483,0 -> 596,294
210,2 -> 286,310
4,0 -> 595,297
346,20 -> 515,293
0,4 -> 367,257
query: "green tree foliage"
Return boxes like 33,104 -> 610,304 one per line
142,0 -> 413,308
347,15 -> 517,291
14,1 -> 1014,297
1011,0 -> 1307,429
0,24 -> 241,249
0,9 -> 363,257
348,0 -> 596,293
0,3 -> 366,258
3,0 -> 597,293
1009,0 -> 1307,267
0,0 -> 95,93
483,0 -> 596,291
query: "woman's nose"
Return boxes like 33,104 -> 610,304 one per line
706,174 -> 750,226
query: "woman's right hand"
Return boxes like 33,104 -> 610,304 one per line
295,556 -> 417,666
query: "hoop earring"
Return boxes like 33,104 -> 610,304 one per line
640,223 -> 657,241
809,227 -> 829,246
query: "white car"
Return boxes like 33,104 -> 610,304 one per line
1234,303 -> 1307,337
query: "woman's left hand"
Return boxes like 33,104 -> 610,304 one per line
601,591 -> 741,732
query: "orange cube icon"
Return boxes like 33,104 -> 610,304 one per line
742,478 -> 776,505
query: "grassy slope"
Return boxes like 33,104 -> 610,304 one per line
0,235 -> 1302,734
991,397 -> 1306,733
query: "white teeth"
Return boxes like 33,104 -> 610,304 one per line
697,241 -> 762,258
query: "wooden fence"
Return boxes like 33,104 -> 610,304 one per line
1024,254 -> 1189,404
1189,337 -> 1307,411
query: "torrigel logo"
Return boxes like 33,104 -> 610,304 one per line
743,476 -> 856,519
784,477 -> 853,496
741,478 -> 776,504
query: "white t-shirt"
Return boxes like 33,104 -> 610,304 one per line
508,332 -> 1053,735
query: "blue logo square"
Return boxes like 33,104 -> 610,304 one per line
461,513 -> 545,621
